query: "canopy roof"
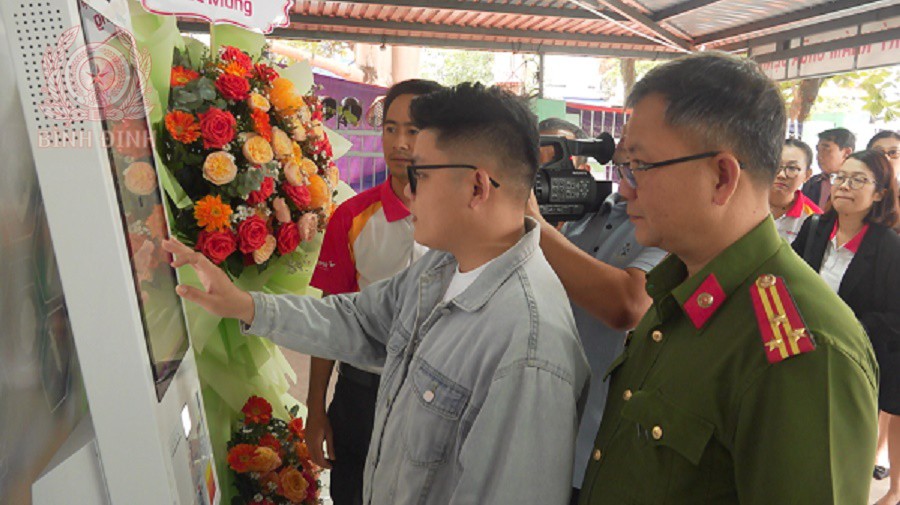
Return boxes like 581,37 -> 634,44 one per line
180,1 -> 900,66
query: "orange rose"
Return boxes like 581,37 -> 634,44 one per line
272,197 -> 291,223
247,92 -> 271,112
242,133 -> 274,165
277,467 -> 309,502
247,446 -> 282,474
252,235 -> 277,264
123,161 -> 157,195
307,174 -> 331,209
269,77 -> 304,114
202,151 -> 237,186
299,157 -> 318,177
271,127 -> 293,159
282,160 -> 306,187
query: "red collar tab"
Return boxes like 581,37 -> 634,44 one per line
682,273 -> 726,329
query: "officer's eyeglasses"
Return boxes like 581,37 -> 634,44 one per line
776,164 -> 804,178
406,164 -> 500,194
874,148 -> 900,161
829,172 -> 877,190
615,151 -> 720,189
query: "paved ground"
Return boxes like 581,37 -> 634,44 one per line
281,345 -> 892,504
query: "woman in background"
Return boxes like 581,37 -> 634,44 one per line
793,149 -> 900,505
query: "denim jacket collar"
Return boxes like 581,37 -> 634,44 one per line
419,217 -> 541,313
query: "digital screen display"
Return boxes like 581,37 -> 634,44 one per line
78,1 -> 190,400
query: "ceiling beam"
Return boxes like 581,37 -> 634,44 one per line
650,0 -> 722,22
694,0 -> 886,46
288,13 -> 660,46
751,26 -> 900,64
316,0 -> 628,22
179,21 -> 681,59
718,4 -> 900,52
588,0 -> 693,51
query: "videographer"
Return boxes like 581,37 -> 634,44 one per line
528,119 -> 667,504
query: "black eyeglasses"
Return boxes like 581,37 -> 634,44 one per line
406,164 -> 500,194
616,151 -> 720,189
776,164 -> 804,178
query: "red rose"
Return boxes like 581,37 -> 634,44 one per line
276,222 -> 300,255
215,73 -> 250,102
196,229 -> 237,264
315,137 -> 333,158
283,182 -> 311,209
304,470 -> 318,502
221,46 -> 253,71
198,107 -> 236,149
254,63 -> 279,83
237,215 -> 268,254
246,176 -> 274,206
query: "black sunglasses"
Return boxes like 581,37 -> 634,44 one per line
406,164 -> 500,194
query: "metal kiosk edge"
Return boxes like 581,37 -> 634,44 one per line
0,1 -> 218,504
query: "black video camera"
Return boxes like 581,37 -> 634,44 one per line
534,132 -> 616,223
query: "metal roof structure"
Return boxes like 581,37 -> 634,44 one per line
180,0 -> 900,65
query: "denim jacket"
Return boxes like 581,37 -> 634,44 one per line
245,218 -> 590,504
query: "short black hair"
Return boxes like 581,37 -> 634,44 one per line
847,150 -> 899,228
383,79 -> 444,120
818,128 -> 856,150
409,82 -> 539,199
538,117 -> 588,167
867,130 -> 900,149
538,118 -> 587,139
627,51 -> 786,186
784,138 -> 814,170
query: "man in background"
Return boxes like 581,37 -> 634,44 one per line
529,119 -> 666,503
802,127 -> 855,209
306,79 -> 442,505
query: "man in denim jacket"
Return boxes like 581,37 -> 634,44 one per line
164,83 -> 591,505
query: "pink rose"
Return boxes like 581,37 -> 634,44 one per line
297,213 -> 318,243
272,197 -> 291,223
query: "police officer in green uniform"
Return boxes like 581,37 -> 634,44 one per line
578,52 -> 879,504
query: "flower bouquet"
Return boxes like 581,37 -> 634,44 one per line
228,396 -> 320,505
156,44 -> 340,278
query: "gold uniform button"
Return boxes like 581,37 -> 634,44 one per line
592,449 -> 602,461
623,389 -> 633,401
697,292 -> 714,308
651,426 -> 663,440
651,330 -> 663,342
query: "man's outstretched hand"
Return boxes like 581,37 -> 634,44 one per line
161,238 -> 256,324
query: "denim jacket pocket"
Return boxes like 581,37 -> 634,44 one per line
404,358 -> 471,466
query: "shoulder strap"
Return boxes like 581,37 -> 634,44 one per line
802,215 -> 821,263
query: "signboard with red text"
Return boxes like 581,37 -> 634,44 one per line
140,0 -> 294,34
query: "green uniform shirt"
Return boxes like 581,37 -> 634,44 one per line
579,217 -> 878,504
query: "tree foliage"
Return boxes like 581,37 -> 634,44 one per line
420,48 -> 495,86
